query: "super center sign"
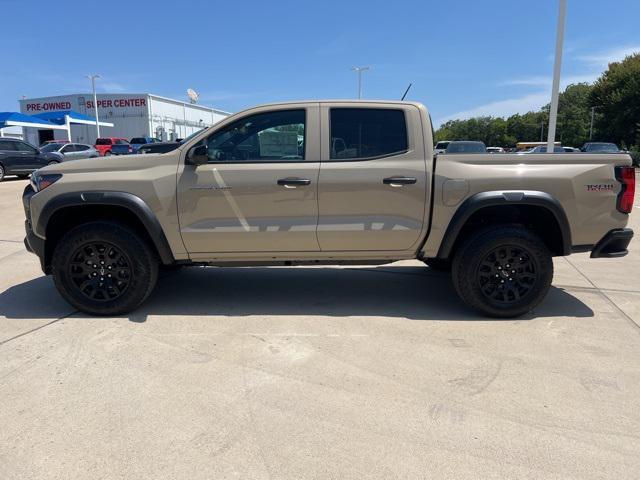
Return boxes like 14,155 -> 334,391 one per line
25,97 -> 147,112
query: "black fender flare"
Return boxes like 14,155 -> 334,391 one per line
436,190 -> 572,259
37,191 -> 175,265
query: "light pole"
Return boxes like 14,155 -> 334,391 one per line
546,0 -> 567,153
589,106 -> 595,140
351,66 -> 370,99
86,74 -> 101,139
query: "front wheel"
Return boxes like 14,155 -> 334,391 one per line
104,151 -> 111,156
0,164 -> 5,181
52,221 -> 159,316
47,161 -> 59,166
452,226 -> 553,318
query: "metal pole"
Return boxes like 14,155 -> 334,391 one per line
351,66 -> 370,99
86,74 -> 101,139
546,0 -> 567,153
589,106 -> 595,140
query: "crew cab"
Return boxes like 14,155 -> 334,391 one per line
22,101 -> 635,317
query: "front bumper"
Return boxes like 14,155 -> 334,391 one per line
590,228 -> 634,258
22,185 -> 47,273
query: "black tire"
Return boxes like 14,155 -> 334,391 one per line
52,221 -> 159,316
104,151 -> 111,156
424,258 -> 451,272
47,161 -> 59,166
451,226 -> 553,318
0,164 -> 5,182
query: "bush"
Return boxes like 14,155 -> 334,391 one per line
628,147 -> 640,167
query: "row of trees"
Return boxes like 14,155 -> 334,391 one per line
435,53 -> 640,150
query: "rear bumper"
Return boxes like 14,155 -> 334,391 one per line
590,228 -> 634,258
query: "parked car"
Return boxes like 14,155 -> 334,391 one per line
23,100 -> 635,318
581,142 -> 621,153
110,140 -> 133,155
434,140 -> 451,155
524,145 -> 565,153
563,146 -> 580,153
445,141 -> 487,153
487,147 -> 505,153
0,138 -> 62,181
129,137 -> 159,154
94,137 -> 129,156
138,129 -> 204,155
41,139 -> 70,146
40,142 -> 99,160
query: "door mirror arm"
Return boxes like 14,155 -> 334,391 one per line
186,144 -> 209,165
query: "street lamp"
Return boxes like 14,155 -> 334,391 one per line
546,0 -> 567,153
86,74 -> 101,139
351,66 -> 370,99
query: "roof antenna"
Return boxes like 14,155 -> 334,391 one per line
401,83 -> 413,101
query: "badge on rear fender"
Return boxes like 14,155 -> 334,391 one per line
586,184 -> 614,192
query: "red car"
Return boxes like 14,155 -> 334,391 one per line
94,137 -> 129,156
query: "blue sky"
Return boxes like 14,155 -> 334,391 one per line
1,0 -> 639,126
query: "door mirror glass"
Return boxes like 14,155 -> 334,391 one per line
187,144 -> 208,165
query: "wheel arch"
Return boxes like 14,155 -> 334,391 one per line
37,192 -> 175,272
436,191 -> 572,260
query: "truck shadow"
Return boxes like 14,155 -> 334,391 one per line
0,265 -> 594,321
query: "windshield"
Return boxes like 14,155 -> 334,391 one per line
446,142 -> 486,153
40,143 -> 61,152
587,143 -> 619,152
130,137 -> 147,144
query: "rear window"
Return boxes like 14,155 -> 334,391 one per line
446,142 -> 487,153
114,139 -> 129,145
0,140 -> 17,151
330,108 -> 408,160
435,141 -> 450,149
130,137 -> 146,144
95,138 -> 111,145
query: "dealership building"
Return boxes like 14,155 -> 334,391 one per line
18,93 -> 230,146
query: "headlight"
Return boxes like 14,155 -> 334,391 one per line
31,172 -> 62,192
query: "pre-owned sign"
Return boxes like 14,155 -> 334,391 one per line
25,101 -> 72,112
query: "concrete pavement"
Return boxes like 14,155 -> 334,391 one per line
0,175 -> 639,479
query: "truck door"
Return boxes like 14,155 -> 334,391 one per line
317,103 -> 428,251
176,104 -> 321,255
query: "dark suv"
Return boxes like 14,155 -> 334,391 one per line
0,138 -> 63,181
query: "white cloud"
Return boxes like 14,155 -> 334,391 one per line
575,45 -> 640,68
435,92 -> 549,127
500,73 -> 597,88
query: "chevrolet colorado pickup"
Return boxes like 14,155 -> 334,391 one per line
22,101 -> 635,317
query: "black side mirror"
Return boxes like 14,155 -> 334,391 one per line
186,144 -> 208,165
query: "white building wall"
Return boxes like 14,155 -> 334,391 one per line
18,93 -> 229,145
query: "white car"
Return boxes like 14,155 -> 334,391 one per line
434,140 -> 451,155
487,147 -> 505,153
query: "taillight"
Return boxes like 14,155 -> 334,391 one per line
128,146 -> 132,152
615,166 -> 635,214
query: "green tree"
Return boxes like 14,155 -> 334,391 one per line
589,53 -> 640,147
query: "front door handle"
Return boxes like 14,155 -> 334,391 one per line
277,177 -> 311,188
383,176 -> 417,186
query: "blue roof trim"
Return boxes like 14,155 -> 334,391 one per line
0,111 -> 59,127
32,110 -> 98,124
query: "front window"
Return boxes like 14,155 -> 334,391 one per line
41,143 -> 61,153
330,108 -> 408,160
205,109 -> 305,162
114,139 -> 129,145
15,141 -> 38,153
130,137 -> 146,144
95,138 -> 111,145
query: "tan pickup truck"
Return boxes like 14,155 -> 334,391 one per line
22,101 -> 635,317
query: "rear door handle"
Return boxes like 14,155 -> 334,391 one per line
277,177 -> 311,188
383,176 -> 417,186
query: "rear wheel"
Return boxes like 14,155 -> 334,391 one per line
452,226 -> 553,318
104,151 -> 111,156
0,164 -> 5,182
47,161 -> 59,166
52,222 -> 159,316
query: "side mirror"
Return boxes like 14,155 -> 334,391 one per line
186,144 -> 208,165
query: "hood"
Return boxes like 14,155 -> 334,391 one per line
39,150 -> 179,174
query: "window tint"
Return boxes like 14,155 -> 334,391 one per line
0,140 -> 17,151
206,109 -> 305,162
95,138 -> 111,145
115,139 -> 129,145
330,108 -> 407,160
76,144 -> 90,151
40,143 -> 61,153
15,141 -> 38,153
60,144 -> 74,153
130,137 -> 146,144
